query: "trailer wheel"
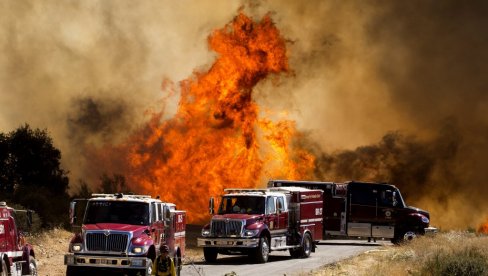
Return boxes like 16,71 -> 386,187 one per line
254,236 -> 270,263
203,248 -> 218,263
301,233 -> 312,258
1,258 -> 8,276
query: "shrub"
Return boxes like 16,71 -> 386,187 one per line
420,247 -> 488,276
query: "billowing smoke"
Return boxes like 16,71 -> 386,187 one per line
1,0 -> 487,229
0,0 -> 241,184
259,0 -> 488,229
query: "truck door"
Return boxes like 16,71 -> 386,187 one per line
276,196 -> 288,232
377,187 -> 397,224
69,199 -> 88,233
347,184 -> 377,236
150,202 -> 162,247
265,196 -> 278,232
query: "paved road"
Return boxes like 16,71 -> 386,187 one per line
182,240 -> 390,276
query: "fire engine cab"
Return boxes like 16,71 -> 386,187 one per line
64,193 -> 186,276
0,202 -> 37,276
198,187 -> 323,263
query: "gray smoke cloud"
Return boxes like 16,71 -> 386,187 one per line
1,0 -> 487,229
256,0 -> 488,229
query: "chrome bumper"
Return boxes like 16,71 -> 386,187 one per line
197,237 -> 259,248
64,254 -> 148,270
424,226 -> 438,235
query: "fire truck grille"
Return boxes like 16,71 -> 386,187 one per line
86,232 -> 129,252
211,220 -> 244,237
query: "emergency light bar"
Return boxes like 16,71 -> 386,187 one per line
223,189 -> 267,194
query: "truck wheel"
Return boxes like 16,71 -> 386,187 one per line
402,230 -> 417,241
145,258 -> 153,276
392,230 -> 417,244
1,258 -> 8,276
22,255 -> 37,276
300,233 -> 313,258
174,255 -> 181,276
27,256 -> 38,276
203,248 -> 218,263
254,236 -> 270,263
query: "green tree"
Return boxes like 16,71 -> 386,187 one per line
0,124 -> 70,227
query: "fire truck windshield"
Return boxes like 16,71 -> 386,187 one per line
84,201 -> 150,225
218,196 -> 265,215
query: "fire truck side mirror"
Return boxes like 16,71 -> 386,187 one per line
209,197 -> 215,214
69,201 -> 77,225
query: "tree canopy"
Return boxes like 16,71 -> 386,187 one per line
0,124 -> 70,227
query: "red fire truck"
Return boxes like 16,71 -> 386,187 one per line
0,202 -> 37,276
269,180 -> 437,243
198,187 -> 323,263
64,193 -> 186,276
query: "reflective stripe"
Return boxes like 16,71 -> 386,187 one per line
6,250 -> 23,258
174,231 -> 185,237
300,218 -> 322,223
300,201 -> 323,205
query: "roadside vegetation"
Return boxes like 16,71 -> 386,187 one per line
315,231 -> 488,276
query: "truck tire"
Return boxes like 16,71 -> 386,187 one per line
22,255 -> 38,276
254,236 -> 270,263
174,255 -> 181,276
203,248 -> 218,263
300,233 -> 312,258
392,229 -> 417,244
145,258 -> 153,276
1,258 -> 7,276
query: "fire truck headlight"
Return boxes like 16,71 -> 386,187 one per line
421,216 -> 430,224
132,247 -> 144,254
201,229 -> 211,237
71,244 -> 82,252
244,229 -> 259,237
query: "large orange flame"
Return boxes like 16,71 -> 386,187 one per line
91,12 -> 315,224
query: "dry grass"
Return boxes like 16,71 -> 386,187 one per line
313,232 -> 488,276
28,228 -> 73,276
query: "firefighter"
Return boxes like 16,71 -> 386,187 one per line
152,245 -> 176,276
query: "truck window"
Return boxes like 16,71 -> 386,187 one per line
350,185 -> 376,206
218,196 -> 265,215
277,197 -> 286,212
157,203 -> 163,221
379,189 -> 396,207
84,201 -> 150,226
266,196 -> 276,214
151,202 -> 157,223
